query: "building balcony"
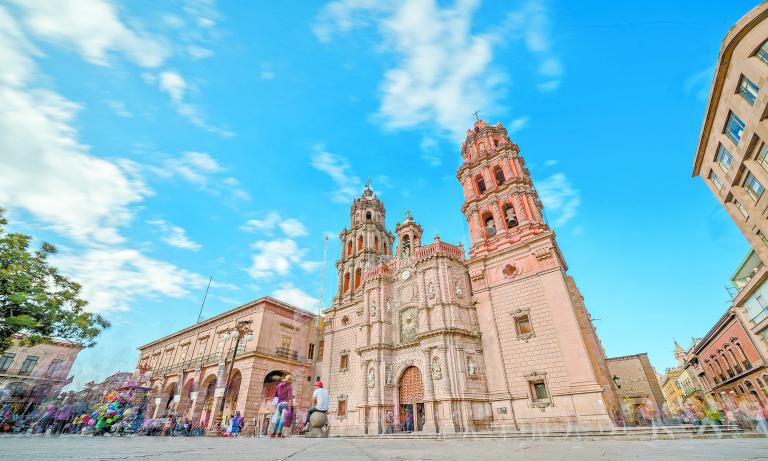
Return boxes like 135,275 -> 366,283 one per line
751,308 -> 768,327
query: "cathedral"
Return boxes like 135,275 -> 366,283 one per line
318,119 -> 621,434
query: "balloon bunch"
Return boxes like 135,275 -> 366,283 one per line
83,391 -> 133,431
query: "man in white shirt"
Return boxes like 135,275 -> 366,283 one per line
304,380 -> 329,432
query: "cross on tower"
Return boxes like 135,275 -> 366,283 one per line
365,178 -> 372,190
473,111 -> 480,121
404,209 -> 412,220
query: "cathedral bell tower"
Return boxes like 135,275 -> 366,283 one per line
333,184 -> 396,307
459,119 -> 621,429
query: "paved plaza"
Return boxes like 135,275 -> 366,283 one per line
1,436 -> 768,461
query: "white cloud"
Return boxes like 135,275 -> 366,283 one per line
241,213 -> 309,237
148,219 -> 202,251
544,159 -> 558,167
508,116 -> 529,134
0,7 -> 150,245
272,283 -> 320,312
310,145 -> 361,203
151,151 -> 247,201
187,45 -> 213,59
54,247 -> 207,312
312,0 -> 564,140
537,80 -> 561,93
10,0 -> 169,68
151,70 -> 235,137
684,66 -> 715,102
419,136 -> 442,167
536,173 -> 581,227
105,99 -> 132,118
248,238 -> 318,279
158,70 -> 187,103
259,63 -> 275,80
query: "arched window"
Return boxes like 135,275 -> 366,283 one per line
384,242 -> 388,255
401,235 -> 411,257
475,175 -> 486,194
493,166 -> 505,186
503,204 -> 518,228
346,240 -> 352,257
493,138 -> 499,147
374,236 -> 379,253
355,268 -> 362,289
343,272 -> 350,292
484,214 -> 496,237
357,236 -> 363,251
366,211 -> 372,220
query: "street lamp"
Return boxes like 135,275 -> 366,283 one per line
212,320 -> 253,433
612,375 -> 622,389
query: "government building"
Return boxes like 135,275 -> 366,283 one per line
317,119 -> 621,434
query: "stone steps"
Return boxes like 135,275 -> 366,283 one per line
332,425 -> 760,440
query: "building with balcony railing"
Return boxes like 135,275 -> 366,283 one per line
136,296 -> 320,433
0,337 -> 82,414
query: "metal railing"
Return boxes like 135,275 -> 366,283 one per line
751,308 -> 768,326
151,345 -> 310,377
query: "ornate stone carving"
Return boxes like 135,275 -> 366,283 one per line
367,367 -> 375,388
469,268 -> 484,280
533,247 -> 553,261
467,356 -> 477,377
385,366 -> 393,385
386,299 -> 392,312
502,263 -> 521,278
454,280 -> 464,298
431,356 -> 442,380
370,302 -> 377,318
427,281 -> 435,299
399,307 -> 418,343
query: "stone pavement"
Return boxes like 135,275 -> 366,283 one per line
1,436 -> 768,461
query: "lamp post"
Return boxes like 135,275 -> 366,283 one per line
211,320 -> 253,434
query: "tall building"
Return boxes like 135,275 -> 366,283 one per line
320,119 -> 621,434
692,3 -> 768,262
0,338 -> 82,414
137,297 -> 319,433
605,353 -> 666,425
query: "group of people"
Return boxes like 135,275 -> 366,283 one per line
263,375 -> 328,438
1,400 -> 92,435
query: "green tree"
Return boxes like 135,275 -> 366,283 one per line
0,208 -> 109,353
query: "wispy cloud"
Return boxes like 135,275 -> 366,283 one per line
684,66 -> 715,102
508,116 -> 530,134
272,283 -> 320,312
148,151 -> 249,201
310,144 -> 362,203
241,212 -> 309,237
105,99 -> 132,118
148,219 -> 202,250
312,0 -> 564,141
419,136 -> 442,167
536,172 -> 581,227
247,239 -> 319,279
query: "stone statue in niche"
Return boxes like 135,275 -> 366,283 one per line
367,367 -> 375,388
385,366 -> 393,385
431,356 -> 442,380
467,357 -> 477,376
370,303 -> 377,318
386,299 -> 392,312
427,281 -> 435,299
455,282 -> 463,298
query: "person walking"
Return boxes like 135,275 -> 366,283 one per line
230,411 -> 243,438
271,375 -> 293,438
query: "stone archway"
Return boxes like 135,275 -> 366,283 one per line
194,375 -> 217,427
177,379 -> 196,417
162,381 -> 178,414
398,366 -> 424,432
222,370 -> 242,422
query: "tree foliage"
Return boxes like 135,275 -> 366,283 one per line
0,208 -> 109,353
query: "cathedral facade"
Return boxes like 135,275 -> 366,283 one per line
319,120 -> 621,434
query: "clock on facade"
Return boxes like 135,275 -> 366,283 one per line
400,269 -> 412,280
399,307 -> 418,343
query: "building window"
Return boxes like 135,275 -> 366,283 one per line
46,359 -> 64,378
532,381 -> 549,401
516,315 -> 533,338
756,144 -> 768,173
758,231 -> 768,247
744,172 -> 765,202
493,166 -> 506,186
343,272 -> 350,292
484,214 -> 496,237
709,170 -> 723,190
18,356 -> 38,375
725,111 -> 746,144
738,75 -> 760,105
308,343 -> 315,360
476,175 -> 486,194
734,200 -> 749,219
337,399 -> 347,417
366,211 -> 372,220
355,268 -> 362,289
340,353 -> 349,371
317,341 -> 324,361
503,204 -> 518,228
0,353 -> 15,372
756,40 -> 768,65
715,144 -> 733,172
346,240 -> 352,257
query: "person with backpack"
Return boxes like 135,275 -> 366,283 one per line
270,375 -> 292,438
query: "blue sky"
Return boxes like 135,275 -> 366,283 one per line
0,0 -> 756,388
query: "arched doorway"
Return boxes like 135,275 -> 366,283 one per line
198,376 -> 217,427
260,371 -> 288,435
398,366 -> 424,432
223,370 -> 242,421
177,379 -> 195,417
162,382 -> 177,414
